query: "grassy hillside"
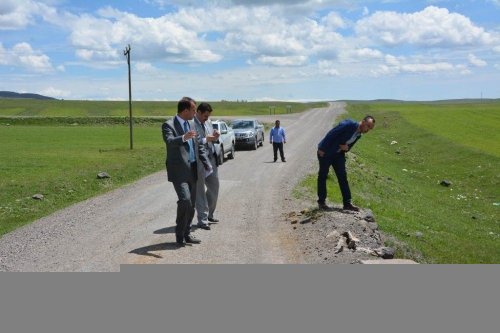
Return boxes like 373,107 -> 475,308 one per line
300,101 -> 499,263
0,99 -> 326,117
0,124 -> 163,236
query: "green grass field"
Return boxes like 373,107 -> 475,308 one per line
0,99 -> 325,117
0,124 -> 164,236
300,101 -> 499,263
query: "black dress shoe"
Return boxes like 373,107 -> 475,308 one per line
343,203 -> 360,212
282,159 -> 286,162
318,202 -> 331,210
197,223 -> 211,230
185,235 -> 201,244
176,241 -> 186,247
208,217 -> 219,223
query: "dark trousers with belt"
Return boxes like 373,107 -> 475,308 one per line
172,163 -> 197,242
273,142 -> 285,161
317,153 -> 351,206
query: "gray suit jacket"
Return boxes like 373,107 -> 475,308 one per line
193,117 -> 217,170
162,117 -> 208,183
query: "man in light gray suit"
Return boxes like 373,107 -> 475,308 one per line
162,97 -> 210,246
193,102 -> 221,230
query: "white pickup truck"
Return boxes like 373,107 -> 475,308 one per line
211,120 -> 235,165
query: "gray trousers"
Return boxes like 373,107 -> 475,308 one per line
196,155 -> 219,225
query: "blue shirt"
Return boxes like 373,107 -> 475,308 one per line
270,127 -> 286,143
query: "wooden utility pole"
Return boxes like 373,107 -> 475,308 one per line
124,44 -> 133,150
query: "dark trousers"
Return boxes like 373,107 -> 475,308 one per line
273,142 -> 285,161
172,164 -> 197,242
317,153 -> 351,206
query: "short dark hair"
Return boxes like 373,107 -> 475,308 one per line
177,97 -> 196,113
363,115 -> 375,123
197,102 -> 213,114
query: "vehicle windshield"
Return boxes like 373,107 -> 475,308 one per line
232,121 -> 254,129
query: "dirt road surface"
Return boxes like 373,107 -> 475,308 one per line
0,103 -> 345,271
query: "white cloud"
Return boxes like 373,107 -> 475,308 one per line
134,62 -> 156,72
493,46 -> 500,53
68,8 -> 222,64
255,55 -> 308,67
468,54 -> 487,67
371,54 -> 462,76
339,48 -> 384,62
0,0 -> 35,29
0,0 -> 54,30
356,6 -> 496,47
161,5 -> 346,64
318,60 -> 340,76
321,12 -> 346,30
38,86 -> 70,98
0,42 -> 54,72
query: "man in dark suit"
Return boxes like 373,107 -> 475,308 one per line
162,97 -> 209,246
317,115 -> 375,211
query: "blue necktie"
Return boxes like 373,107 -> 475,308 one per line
183,121 -> 195,163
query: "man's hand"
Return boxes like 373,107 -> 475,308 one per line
317,149 -> 325,157
183,130 -> 197,140
206,130 -> 220,142
339,144 -> 349,152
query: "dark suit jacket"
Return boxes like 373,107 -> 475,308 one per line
162,117 -> 208,183
317,119 -> 361,158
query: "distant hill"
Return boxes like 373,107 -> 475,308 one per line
0,91 -> 57,100
340,98 -> 500,104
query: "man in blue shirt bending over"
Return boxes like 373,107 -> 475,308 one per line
270,120 -> 287,162
317,115 -> 375,211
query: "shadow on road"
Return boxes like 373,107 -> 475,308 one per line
129,242 -> 190,258
153,226 -> 176,234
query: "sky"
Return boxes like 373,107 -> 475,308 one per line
1,0 -> 499,101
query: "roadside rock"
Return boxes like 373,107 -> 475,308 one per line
374,247 -> 395,259
32,194 -> 44,200
440,180 -> 452,187
97,172 -> 111,179
364,209 -> 376,223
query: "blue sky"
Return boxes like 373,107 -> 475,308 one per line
1,0 -> 499,101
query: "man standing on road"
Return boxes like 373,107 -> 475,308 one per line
194,102 -> 221,230
162,97 -> 208,246
269,120 -> 286,162
316,115 -> 375,211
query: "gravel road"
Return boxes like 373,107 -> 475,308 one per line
0,102 -> 345,271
